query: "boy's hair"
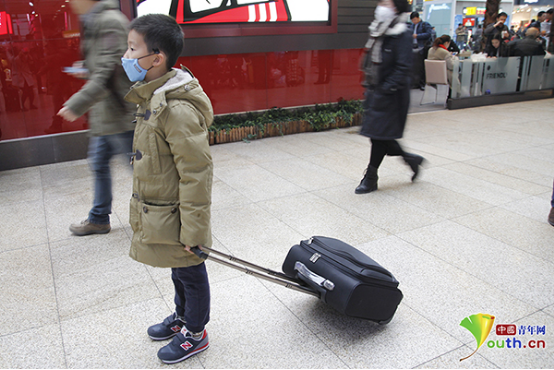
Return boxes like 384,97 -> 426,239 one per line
129,14 -> 184,71
410,12 -> 419,20
498,12 -> 508,19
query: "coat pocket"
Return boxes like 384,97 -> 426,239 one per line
369,90 -> 392,112
140,202 -> 181,245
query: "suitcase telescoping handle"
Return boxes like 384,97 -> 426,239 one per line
191,246 -> 319,298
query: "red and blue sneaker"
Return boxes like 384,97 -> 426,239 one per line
157,327 -> 209,364
147,313 -> 186,341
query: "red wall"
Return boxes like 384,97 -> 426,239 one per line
0,2 -> 364,141
182,49 -> 365,115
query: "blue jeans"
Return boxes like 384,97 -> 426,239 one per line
172,263 -> 211,333
87,130 -> 134,225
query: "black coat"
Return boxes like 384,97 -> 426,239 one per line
508,37 -> 546,57
360,30 -> 413,140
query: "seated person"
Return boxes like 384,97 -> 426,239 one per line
507,27 -> 546,57
427,35 -> 456,85
485,33 -> 509,57
447,40 -> 460,54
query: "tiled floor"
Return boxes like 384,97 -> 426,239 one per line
1,99 -> 554,369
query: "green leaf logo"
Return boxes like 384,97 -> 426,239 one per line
459,313 -> 495,361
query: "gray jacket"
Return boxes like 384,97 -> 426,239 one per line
63,0 -> 135,136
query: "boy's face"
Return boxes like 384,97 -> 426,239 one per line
124,30 -> 160,80
124,30 -> 156,66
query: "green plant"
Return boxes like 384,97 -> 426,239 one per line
208,99 -> 363,140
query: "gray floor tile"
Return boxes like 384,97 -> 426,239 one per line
260,279 -> 463,369
314,183 -> 445,234
205,275 -> 348,369
60,299 -> 200,369
258,157 -> 352,191
0,245 -> 58,336
355,236 -> 537,343
1,99 -> 553,368
0,167 -> 42,205
50,230 -> 159,321
421,167 -> 530,206
385,179 -> 492,219
214,164 -> 306,202
0,324 -> 66,369
258,192 -> 389,244
0,199 -> 48,252
454,207 -> 554,264
399,221 -> 554,309
212,203 -> 305,268
441,162 -> 550,196
415,347 -> 499,369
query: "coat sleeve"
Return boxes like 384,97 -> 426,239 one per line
381,32 -> 413,94
162,101 -> 213,248
417,22 -> 432,41
63,17 -> 128,117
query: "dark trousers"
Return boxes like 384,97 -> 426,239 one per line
172,263 -> 211,333
370,139 -> 405,169
412,49 -> 426,88
551,179 -> 554,208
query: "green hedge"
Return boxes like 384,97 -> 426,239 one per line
209,99 -> 364,135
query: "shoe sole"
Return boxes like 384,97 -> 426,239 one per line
70,228 -> 111,236
149,333 -> 178,341
160,343 -> 209,364
355,186 -> 377,194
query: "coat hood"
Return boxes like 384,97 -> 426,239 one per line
125,67 -> 214,128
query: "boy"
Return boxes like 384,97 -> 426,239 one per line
122,14 -> 214,364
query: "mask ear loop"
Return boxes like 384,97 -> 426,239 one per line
148,48 -> 161,71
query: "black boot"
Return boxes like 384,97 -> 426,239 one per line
403,153 -> 425,181
355,165 -> 378,194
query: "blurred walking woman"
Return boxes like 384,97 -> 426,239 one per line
356,0 -> 425,194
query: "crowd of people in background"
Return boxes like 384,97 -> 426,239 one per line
407,8 -> 553,90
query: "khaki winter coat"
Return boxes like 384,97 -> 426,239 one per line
124,68 -> 214,268
64,0 -> 135,136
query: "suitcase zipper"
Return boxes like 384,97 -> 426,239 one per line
306,237 -> 393,278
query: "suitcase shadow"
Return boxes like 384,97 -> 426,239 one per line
303,300 -> 390,338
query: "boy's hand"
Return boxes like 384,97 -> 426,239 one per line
183,245 -> 193,253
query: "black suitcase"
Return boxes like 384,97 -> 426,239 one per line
282,236 -> 403,324
192,236 -> 402,324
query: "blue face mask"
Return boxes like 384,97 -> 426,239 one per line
121,53 -> 156,82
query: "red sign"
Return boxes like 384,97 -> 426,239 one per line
137,0 -> 331,24
0,11 -> 13,36
463,17 -> 476,27
496,324 -> 516,335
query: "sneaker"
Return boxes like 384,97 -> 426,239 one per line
548,208 -> 554,227
157,328 -> 209,364
69,219 -> 111,236
148,313 -> 186,341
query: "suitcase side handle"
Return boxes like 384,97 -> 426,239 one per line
295,261 -> 335,291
